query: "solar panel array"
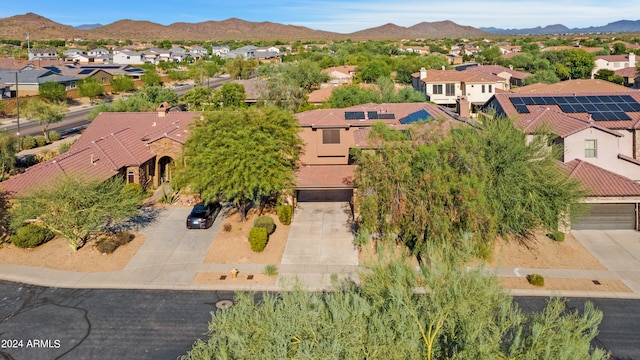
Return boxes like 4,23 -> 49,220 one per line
399,109 -> 433,125
78,69 -> 94,75
344,111 -> 396,120
509,95 -> 640,121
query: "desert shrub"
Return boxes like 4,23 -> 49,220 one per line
249,227 -> 268,252
95,231 -> 134,254
547,230 -> 565,242
527,273 -> 545,287
48,130 -> 61,142
20,136 -> 36,150
11,224 -> 55,248
276,204 -> 293,225
122,183 -> 143,197
58,140 -> 75,154
254,215 -> 275,235
222,223 -> 232,232
34,135 -> 46,147
263,264 -> 278,276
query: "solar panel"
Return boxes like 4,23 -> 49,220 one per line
78,69 -> 93,75
559,104 -> 575,113
586,96 -> 602,103
583,103 -> 597,112
400,109 -> 433,125
514,104 -> 530,113
510,95 -> 640,119
510,97 -> 525,105
378,113 -> 395,119
591,112 -> 608,121
522,97 -> 535,105
345,111 -> 365,120
565,96 -> 579,104
368,111 -> 379,120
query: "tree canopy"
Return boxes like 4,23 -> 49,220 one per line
10,176 -> 143,251
0,131 -> 18,180
38,81 -> 67,103
175,107 -> 303,221
181,256 -> 606,360
77,77 -> 105,103
22,99 -> 67,141
110,75 -> 136,93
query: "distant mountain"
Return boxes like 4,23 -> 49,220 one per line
481,20 -> 640,35
75,23 -> 102,31
0,12 -> 489,41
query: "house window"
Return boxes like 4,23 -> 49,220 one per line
127,171 -> 135,184
482,85 -> 486,93
489,84 -> 493,93
322,129 -> 340,144
433,84 -> 443,94
585,140 -> 597,158
445,83 -> 455,96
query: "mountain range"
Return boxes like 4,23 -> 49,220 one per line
480,20 -> 640,35
1,13 -> 639,42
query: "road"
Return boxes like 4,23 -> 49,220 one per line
2,75 -> 232,138
0,281 -> 638,360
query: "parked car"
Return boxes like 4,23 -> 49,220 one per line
186,202 -> 221,229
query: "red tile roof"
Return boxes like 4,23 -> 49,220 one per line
296,165 -> 357,189
1,111 -> 201,196
565,159 -> 640,197
511,79 -> 630,93
515,106 -> 621,138
295,102 -> 453,128
464,64 -> 532,80
414,69 -> 503,83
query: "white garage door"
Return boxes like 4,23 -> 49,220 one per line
572,203 -> 637,230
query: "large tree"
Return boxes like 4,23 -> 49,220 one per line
77,77 -> 105,104
22,99 -> 66,141
10,176 -> 143,251
110,75 -> 136,93
181,257 -> 606,360
175,107 -> 302,221
38,81 -> 67,103
212,82 -> 246,108
225,58 -> 258,80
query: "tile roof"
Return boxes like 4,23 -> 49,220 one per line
564,159 -> 640,197
615,67 -> 639,78
296,165 -> 357,188
511,79 -> 630,93
487,91 -> 640,130
295,102 -> 453,128
1,111 -> 201,196
415,69 -> 503,83
463,64 -> 532,80
515,106 -> 621,138
596,54 -> 632,62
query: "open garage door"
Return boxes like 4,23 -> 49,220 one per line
572,203 -> 637,230
297,189 -> 353,202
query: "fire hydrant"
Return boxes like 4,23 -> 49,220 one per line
231,268 -> 239,279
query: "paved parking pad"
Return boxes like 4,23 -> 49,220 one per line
280,202 -> 358,289
572,230 -> 640,292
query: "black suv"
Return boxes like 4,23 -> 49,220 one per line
186,202 -> 221,229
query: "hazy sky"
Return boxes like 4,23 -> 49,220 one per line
3,1 -> 639,33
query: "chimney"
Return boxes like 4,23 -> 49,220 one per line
509,64 -> 513,70
419,67 -> 427,79
629,53 -> 636,67
90,154 -> 95,165
457,96 -> 470,118
441,65 -> 445,70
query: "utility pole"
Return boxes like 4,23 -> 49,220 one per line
15,71 -> 19,136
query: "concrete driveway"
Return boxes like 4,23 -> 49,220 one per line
572,230 -> 640,292
280,202 -> 358,289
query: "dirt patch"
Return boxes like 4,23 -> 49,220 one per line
0,233 -> 145,272
203,209 -> 288,265
486,231 -> 605,270
193,272 -> 277,286
500,277 -> 631,292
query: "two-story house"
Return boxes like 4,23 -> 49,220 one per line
481,91 -> 640,230
592,53 -> 636,78
28,49 -> 58,61
411,67 -> 507,113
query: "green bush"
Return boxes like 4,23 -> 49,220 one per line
254,215 -> 276,235
122,183 -> 143,197
548,230 -> 565,242
263,264 -> 278,276
276,204 -> 293,225
11,224 -> 55,248
527,274 -> 545,287
20,136 -> 36,150
249,227 -> 268,252
58,141 -> 73,154
34,135 -> 46,147
95,231 -> 134,254
48,130 -> 61,142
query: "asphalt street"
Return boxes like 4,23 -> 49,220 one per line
0,281 -> 638,360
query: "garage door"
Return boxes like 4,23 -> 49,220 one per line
297,189 -> 353,202
572,203 -> 637,230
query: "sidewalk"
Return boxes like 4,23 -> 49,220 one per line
0,205 -> 638,298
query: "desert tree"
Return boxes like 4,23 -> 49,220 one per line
77,77 -> 105,104
21,99 -> 67,142
174,107 -> 302,221
38,81 -> 67,103
9,176 -> 143,252
0,131 -> 18,180
110,75 -> 136,93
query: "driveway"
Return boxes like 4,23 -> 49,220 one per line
120,206 -> 224,286
280,202 -> 358,289
572,230 -> 640,292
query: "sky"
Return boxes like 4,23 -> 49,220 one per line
2,1 -> 640,34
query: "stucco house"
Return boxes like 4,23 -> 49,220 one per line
322,65 -> 357,86
411,67 -> 507,113
293,102 -> 461,202
1,107 -> 202,197
592,53 -> 636,78
482,91 -> 640,230
462,64 -> 532,88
